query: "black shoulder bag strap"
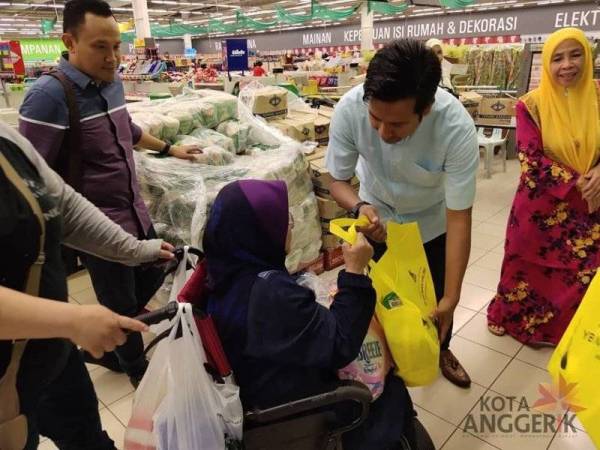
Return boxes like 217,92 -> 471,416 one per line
46,70 -> 83,192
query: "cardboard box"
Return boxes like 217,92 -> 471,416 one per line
316,196 -> 347,220
310,157 -> 359,200
459,91 -> 483,121
303,253 -> 325,275
305,146 -> 327,163
463,104 -> 479,121
324,246 -> 344,271
272,116 -> 316,142
476,96 -> 517,127
313,116 -> 330,145
288,111 -> 330,145
251,86 -> 288,121
460,91 -> 483,103
317,105 -> 335,119
322,232 -> 342,249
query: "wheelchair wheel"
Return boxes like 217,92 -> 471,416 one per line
413,417 -> 435,450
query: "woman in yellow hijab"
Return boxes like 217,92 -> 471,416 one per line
487,28 -> 600,345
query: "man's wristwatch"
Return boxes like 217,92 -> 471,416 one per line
158,143 -> 171,157
351,201 -> 371,218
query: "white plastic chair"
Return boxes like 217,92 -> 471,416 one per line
478,127 -> 507,179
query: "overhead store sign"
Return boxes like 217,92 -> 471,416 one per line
19,38 -> 65,62
224,38 -> 249,71
194,2 -> 599,52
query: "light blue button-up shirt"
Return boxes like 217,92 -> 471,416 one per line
326,85 -> 479,243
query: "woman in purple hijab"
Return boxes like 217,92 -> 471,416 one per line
204,180 -> 417,449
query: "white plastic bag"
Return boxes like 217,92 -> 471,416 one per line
168,246 -> 197,303
124,247 -> 194,450
124,341 -> 170,450
125,303 -> 243,450
296,272 -> 335,308
157,304 -> 243,449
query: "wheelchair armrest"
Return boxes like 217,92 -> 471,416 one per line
244,380 -> 372,435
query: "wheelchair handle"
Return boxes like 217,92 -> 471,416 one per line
134,302 -> 179,326
244,380 -> 372,434
162,246 -> 204,277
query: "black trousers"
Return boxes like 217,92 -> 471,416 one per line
371,233 -> 452,351
19,342 -> 115,450
79,227 -> 165,376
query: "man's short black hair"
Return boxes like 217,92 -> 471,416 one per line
63,0 -> 114,35
364,39 -> 441,116
256,61 -> 263,67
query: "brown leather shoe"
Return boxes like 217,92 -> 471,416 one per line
440,349 -> 471,388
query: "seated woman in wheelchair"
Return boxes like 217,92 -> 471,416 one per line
203,179 -> 419,449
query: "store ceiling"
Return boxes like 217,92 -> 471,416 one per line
0,0 -> 592,38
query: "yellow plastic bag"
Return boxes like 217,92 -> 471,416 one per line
547,273 -> 600,447
329,218 -> 440,387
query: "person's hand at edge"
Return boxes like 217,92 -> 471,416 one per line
69,305 -> 149,358
355,204 -> 386,242
343,232 -> 374,275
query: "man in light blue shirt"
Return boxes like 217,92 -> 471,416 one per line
326,39 -> 479,388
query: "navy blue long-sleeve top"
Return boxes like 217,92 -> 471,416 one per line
207,269 -> 375,409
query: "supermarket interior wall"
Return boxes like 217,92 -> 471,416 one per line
192,1 -> 599,53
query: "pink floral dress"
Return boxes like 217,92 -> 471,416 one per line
487,99 -> 600,346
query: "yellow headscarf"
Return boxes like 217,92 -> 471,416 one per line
522,27 -> 599,174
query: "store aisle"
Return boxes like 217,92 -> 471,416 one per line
39,158 -> 596,450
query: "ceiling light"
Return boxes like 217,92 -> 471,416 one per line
150,0 -> 195,4
189,10 -> 224,15
183,19 -> 210,24
285,5 -> 311,11
476,0 -> 516,5
319,0 -> 357,5
3,2 -> 64,7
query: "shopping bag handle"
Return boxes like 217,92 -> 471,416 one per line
329,216 -> 371,246
331,217 -> 437,323
329,216 -> 377,272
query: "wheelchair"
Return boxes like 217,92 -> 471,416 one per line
135,249 -> 435,450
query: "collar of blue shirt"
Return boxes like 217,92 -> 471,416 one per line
58,52 -> 107,90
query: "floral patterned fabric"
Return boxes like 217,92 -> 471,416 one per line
487,100 -> 600,345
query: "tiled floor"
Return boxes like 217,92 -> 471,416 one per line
42,158 -> 597,449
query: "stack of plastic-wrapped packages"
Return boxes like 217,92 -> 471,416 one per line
130,88 -> 321,276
